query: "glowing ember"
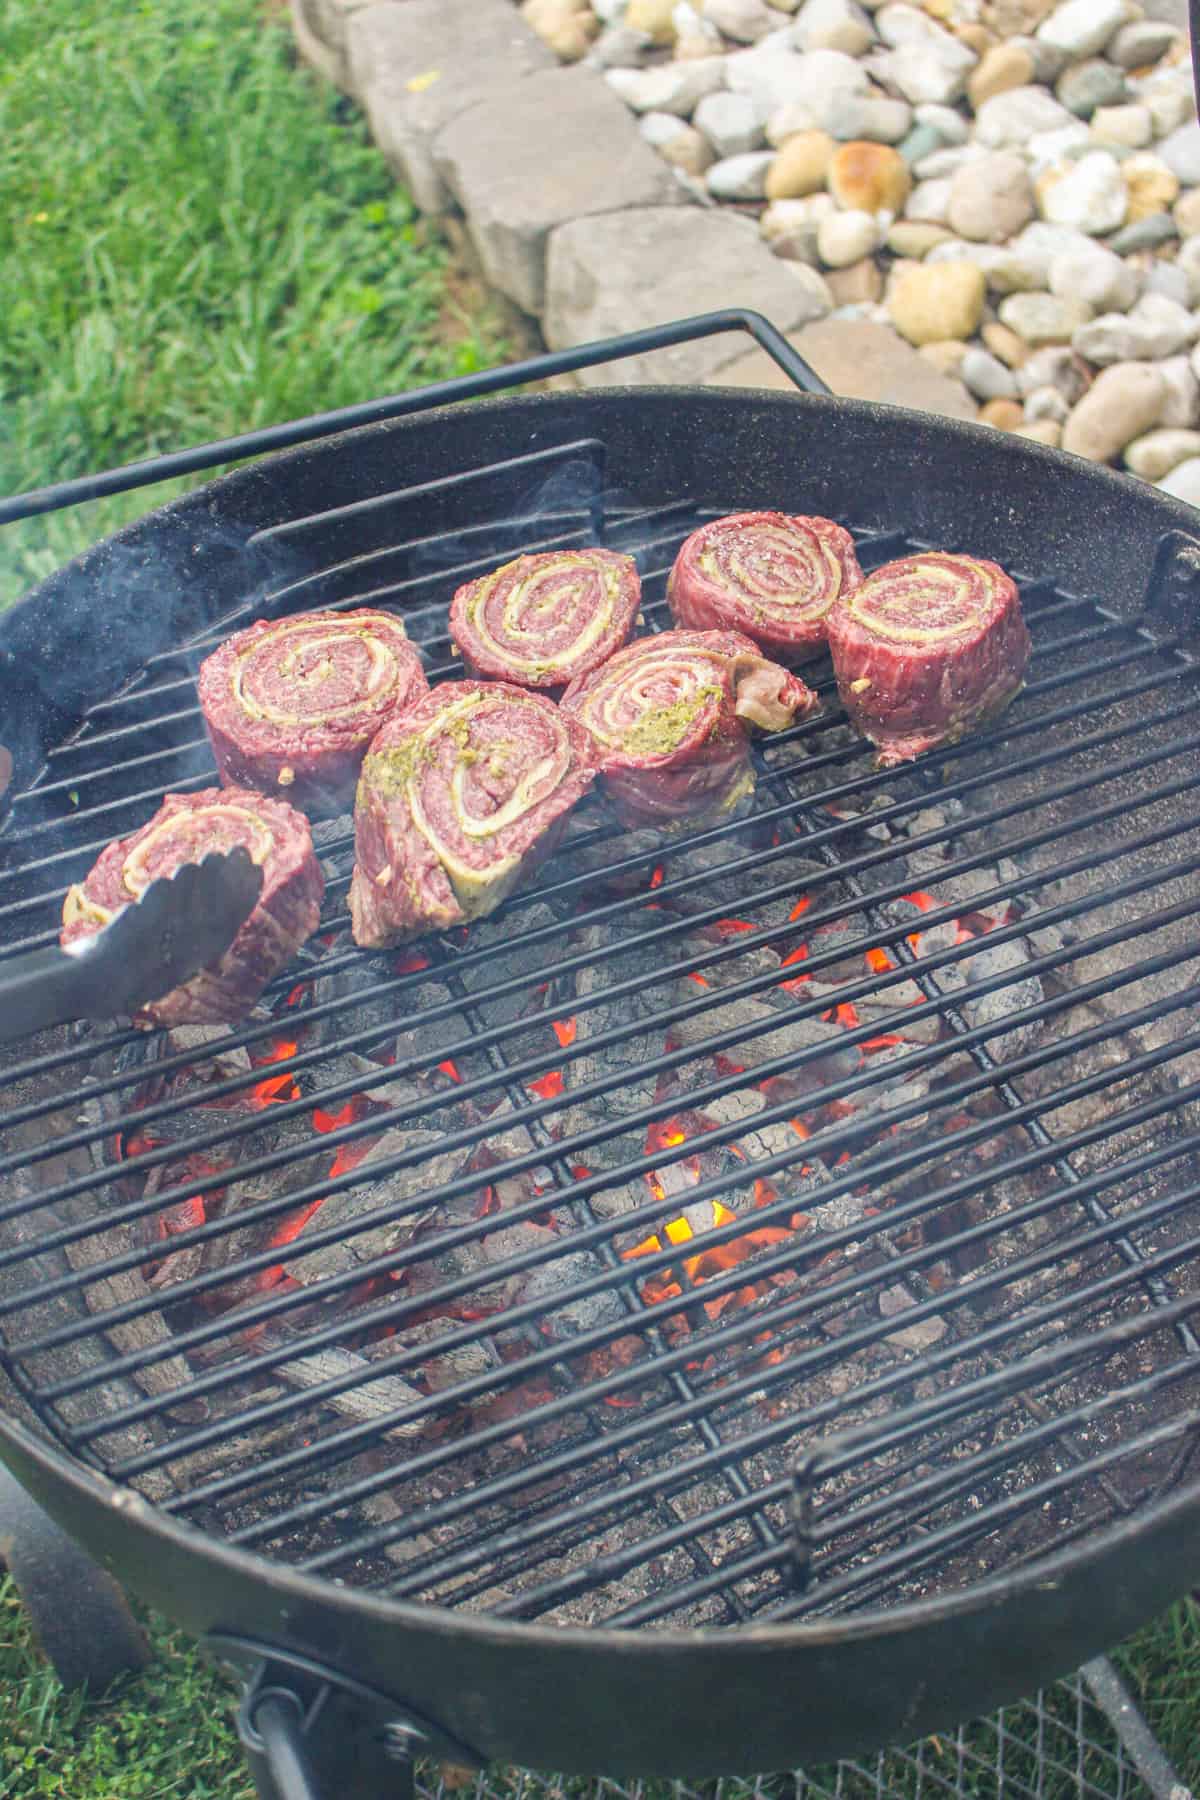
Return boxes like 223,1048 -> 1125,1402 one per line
551,1017 -> 577,1049
528,1069 -> 565,1101
902,889 -> 938,952
779,944 -> 810,993
788,895 -> 812,923
245,1036 -> 301,1107
713,917 -> 757,937
649,865 -> 665,890
395,950 -> 431,974
437,1058 -> 463,1084
866,946 -> 895,974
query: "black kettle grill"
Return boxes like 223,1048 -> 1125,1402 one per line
3,286 -> 1200,1800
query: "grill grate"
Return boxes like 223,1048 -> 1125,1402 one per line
2,424 -> 1200,1636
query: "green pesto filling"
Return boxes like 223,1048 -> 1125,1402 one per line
362,733 -> 436,796
620,686 -> 721,757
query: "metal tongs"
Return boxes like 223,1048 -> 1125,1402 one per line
0,848 -> 263,1044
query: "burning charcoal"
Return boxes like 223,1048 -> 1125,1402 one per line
518,1251 -> 629,1338
673,998 -> 859,1085
848,1045 -> 933,1135
395,1317 -> 498,1392
165,1023 -> 254,1080
272,1343 -> 425,1439
700,1088 -> 767,1125
852,976 -> 942,1047
307,947 -> 463,1073
878,1281 -> 948,1353
543,825 -> 664,899
305,1049 -> 423,1117
458,904 -> 562,1030
1025,919 -> 1067,960
287,1129 -> 470,1286
60,1212 -> 202,1416
587,1176 -> 658,1224
730,1117 -> 812,1174
935,936 -> 1044,1061
801,915 -> 877,986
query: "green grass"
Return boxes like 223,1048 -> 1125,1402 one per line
2,1576 -> 1198,1799
0,0 -> 508,609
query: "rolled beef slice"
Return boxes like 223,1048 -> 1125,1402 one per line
825,551 -> 1031,767
560,628 -> 818,831
450,548 -> 641,692
350,681 -> 598,948
668,511 -> 862,663
199,609 -> 428,813
61,787 -> 324,1028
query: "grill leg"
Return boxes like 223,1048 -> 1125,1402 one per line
218,1636 -> 479,1800
0,1460 -> 149,1689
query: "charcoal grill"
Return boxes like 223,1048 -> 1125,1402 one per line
3,312 -> 1200,1800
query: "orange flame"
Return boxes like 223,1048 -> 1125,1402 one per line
246,1036 -> 301,1107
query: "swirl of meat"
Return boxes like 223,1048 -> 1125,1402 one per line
826,551 -> 1031,767
450,549 -> 641,692
560,629 -> 818,831
350,682 -> 598,947
199,609 -> 429,814
61,787 -> 324,1028
667,511 -> 862,661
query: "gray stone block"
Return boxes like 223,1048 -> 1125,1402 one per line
543,207 -> 827,386
293,0 -> 382,91
707,317 -> 979,420
290,0 -> 347,92
435,67 -> 685,317
346,0 -> 556,215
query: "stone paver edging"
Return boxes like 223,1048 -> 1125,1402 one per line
288,0 -> 976,412
290,0 -> 1200,477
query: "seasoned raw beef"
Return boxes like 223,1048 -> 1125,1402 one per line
450,548 -> 641,692
199,609 -> 428,814
350,681 -> 597,947
560,629 -> 818,831
826,551 -> 1030,767
667,511 -> 862,662
61,787 -> 323,1028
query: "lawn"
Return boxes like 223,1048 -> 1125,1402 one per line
0,0 -> 508,609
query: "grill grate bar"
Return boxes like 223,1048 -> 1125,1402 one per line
379,1135 -> 1200,1610
2,650 -> 1194,1175
0,584 -> 1173,917
12,830 -> 1200,1366
0,627 -> 1181,986
105,975 -> 1200,1505
75,1052 -> 1200,1466
234,1197 -> 1200,1581
3,456 -> 1199,1634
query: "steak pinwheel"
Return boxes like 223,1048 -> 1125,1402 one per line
450,549 -> 640,692
61,788 -> 324,1029
826,551 -> 1031,767
667,511 -> 862,662
560,629 -> 817,831
199,609 -> 428,814
349,682 -> 597,948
